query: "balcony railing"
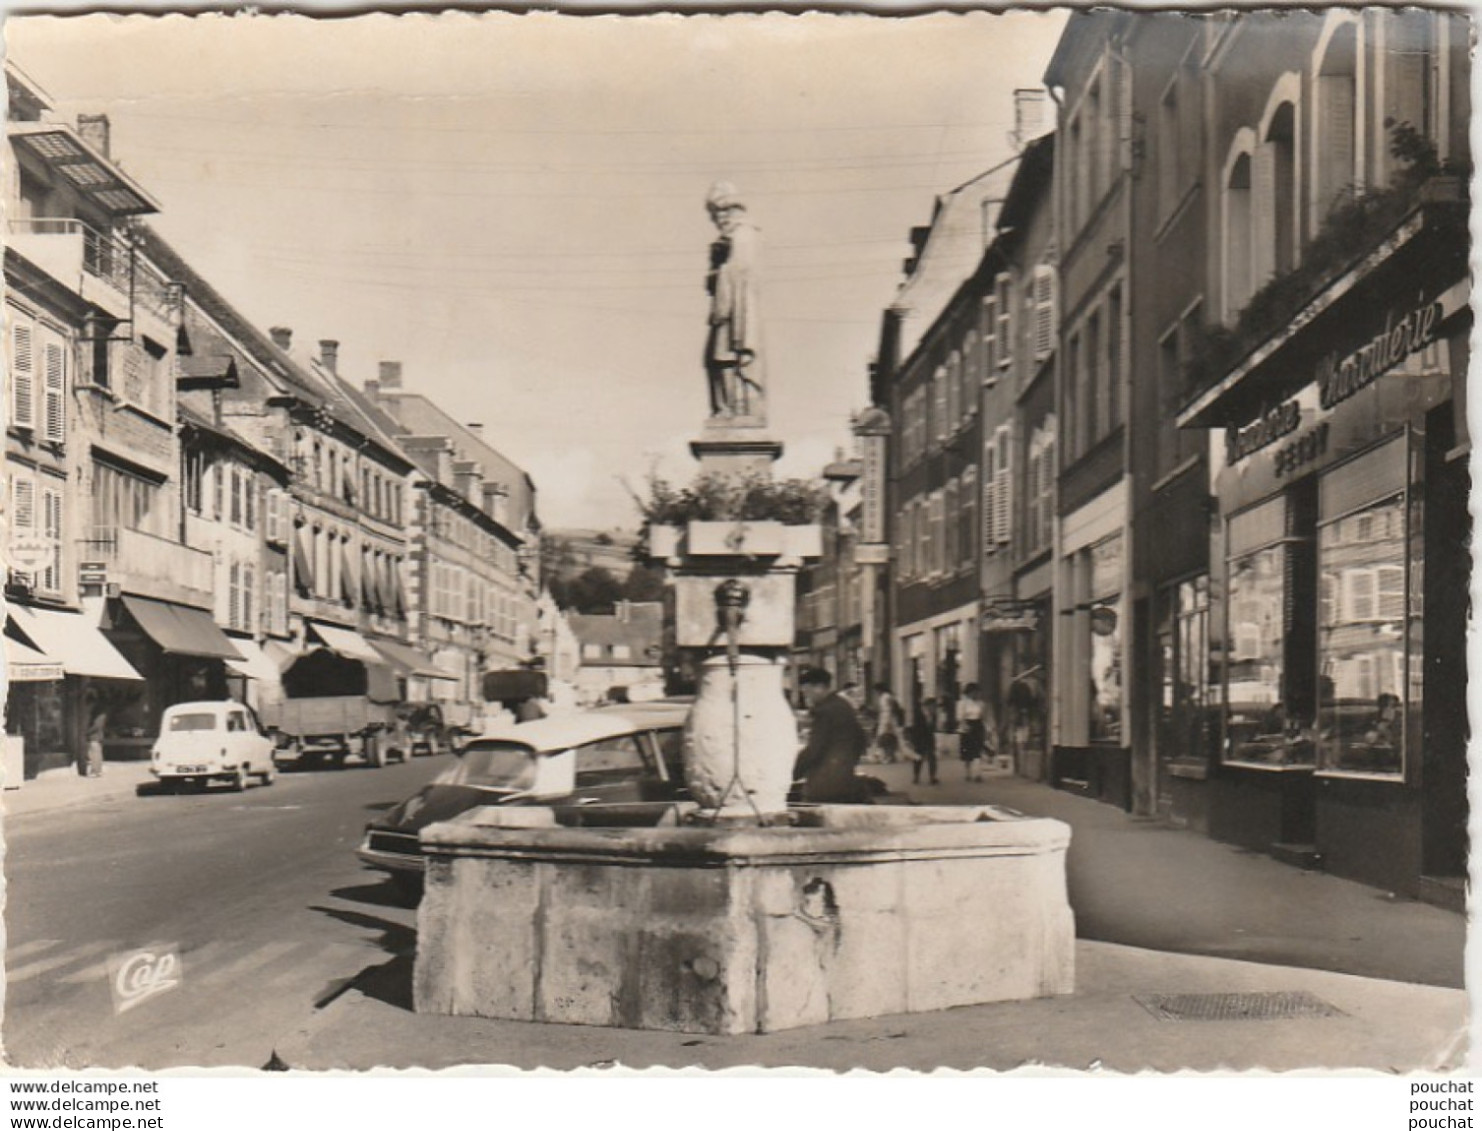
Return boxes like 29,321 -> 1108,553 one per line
80,526 -> 213,604
8,218 -> 176,323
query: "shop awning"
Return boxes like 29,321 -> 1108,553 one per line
121,596 -> 243,661
8,605 -> 143,681
368,637 -> 458,681
224,638 -> 283,684
308,623 -> 385,666
4,632 -> 64,682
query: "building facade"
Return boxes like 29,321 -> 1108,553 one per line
1175,9 -> 1470,902
1044,12 -> 1136,809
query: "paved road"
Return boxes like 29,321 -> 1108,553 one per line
3,755 -> 444,1069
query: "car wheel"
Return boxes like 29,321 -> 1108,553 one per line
231,767 -> 248,792
365,735 -> 384,769
259,762 -> 276,786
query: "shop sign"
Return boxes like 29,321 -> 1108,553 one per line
1272,421 -> 1331,479
1226,400 -> 1300,465
8,538 -> 53,573
1316,299 -> 1441,411
859,432 -> 887,545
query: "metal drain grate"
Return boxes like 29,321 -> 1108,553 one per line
1134,991 -> 1346,1022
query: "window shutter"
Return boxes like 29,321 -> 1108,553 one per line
982,441 -> 998,553
13,477 -> 36,531
996,273 -> 1014,370
40,486 -> 61,592
982,296 -> 998,379
1032,266 -> 1058,361
228,563 -> 241,630
12,321 -> 35,430
41,334 -> 65,444
998,428 -> 1014,545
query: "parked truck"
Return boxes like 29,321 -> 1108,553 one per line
268,647 -> 407,769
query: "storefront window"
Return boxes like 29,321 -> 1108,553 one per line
1088,599 -> 1121,742
1317,493 -> 1406,776
1224,544 -> 1313,765
1160,576 -> 1214,769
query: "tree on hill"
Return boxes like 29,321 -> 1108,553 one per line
551,565 -> 624,614
621,563 -> 666,604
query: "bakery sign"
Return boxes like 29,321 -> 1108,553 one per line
1316,298 -> 1442,411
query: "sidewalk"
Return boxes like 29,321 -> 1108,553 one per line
866,759 -> 1466,989
2,759 -> 157,820
270,938 -> 1467,1073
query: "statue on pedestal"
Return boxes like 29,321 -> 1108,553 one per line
704,182 -> 766,424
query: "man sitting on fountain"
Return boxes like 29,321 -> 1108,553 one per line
794,667 -> 869,803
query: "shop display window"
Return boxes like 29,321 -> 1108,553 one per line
1223,544 -> 1314,766
1316,493 -> 1407,777
1088,599 -> 1121,743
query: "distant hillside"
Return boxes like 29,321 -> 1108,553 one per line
541,528 -> 641,580
540,528 -> 661,614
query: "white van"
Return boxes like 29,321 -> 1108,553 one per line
151,701 -> 277,791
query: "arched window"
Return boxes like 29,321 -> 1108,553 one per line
1313,18 -> 1360,221
1266,102 -> 1298,277
1221,135 -> 1255,322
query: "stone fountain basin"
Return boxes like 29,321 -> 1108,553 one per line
414,804 -> 1075,1035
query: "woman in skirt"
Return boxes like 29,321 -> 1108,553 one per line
959,683 -> 987,782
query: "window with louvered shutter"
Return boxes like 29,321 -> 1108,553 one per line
12,477 -> 36,532
1251,141 -> 1277,287
41,487 -> 61,593
1032,266 -> 1057,362
994,426 -> 1013,545
982,441 -> 998,553
960,465 -> 977,563
942,364 -> 957,434
41,333 -> 65,444
12,320 -> 36,430
995,273 -> 1014,371
944,479 -> 959,568
982,296 -> 997,378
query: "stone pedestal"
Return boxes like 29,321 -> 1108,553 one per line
414,806 -> 1075,1034
689,421 -> 782,480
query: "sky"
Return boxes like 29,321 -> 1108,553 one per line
7,10 -> 1068,530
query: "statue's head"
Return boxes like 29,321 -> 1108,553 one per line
706,181 -> 746,231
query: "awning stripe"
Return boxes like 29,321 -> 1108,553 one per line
7,605 -> 143,681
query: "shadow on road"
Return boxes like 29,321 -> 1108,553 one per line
331,879 -> 418,911
308,902 -> 418,1012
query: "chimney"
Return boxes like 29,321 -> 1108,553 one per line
269,327 -> 293,350
319,339 -> 339,375
1013,88 -> 1048,145
466,422 -> 484,439
378,361 -> 403,389
76,113 -> 111,158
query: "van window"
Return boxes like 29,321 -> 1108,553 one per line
227,711 -> 247,732
168,712 -> 218,733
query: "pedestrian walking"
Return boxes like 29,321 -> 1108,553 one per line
908,698 -> 939,785
872,683 -> 903,764
84,698 -> 107,779
959,683 -> 989,782
793,667 -> 869,803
